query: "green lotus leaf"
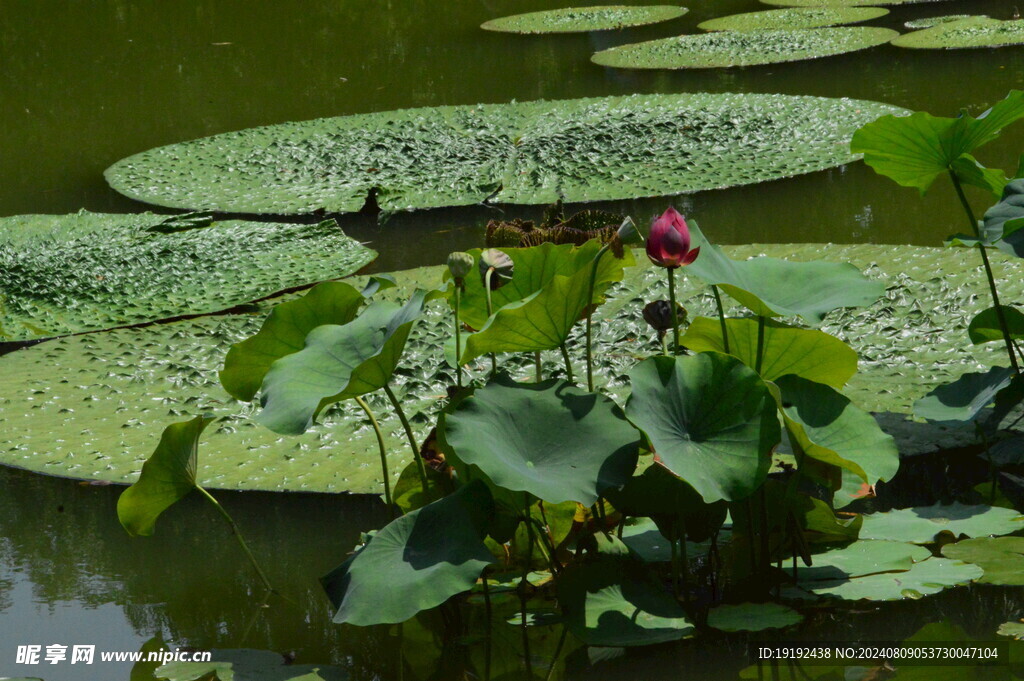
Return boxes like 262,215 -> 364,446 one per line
763,0 -> 953,6
904,14 -> 978,29
799,540 -> 931,581
220,282 -> 367,402
156,649 -> 344,681
985,178 -> 1024,258
941,537 -> 1024,585
443,376 -> 640,505
913,365 -> 1015,422
105,93 -> 905,215
322,480 -> 494,626
851,90 -> 1024,196
860,503 -> 1024,544
967,306 -> 1024,345
684,222 -> 884,324
619,517 -> 717,562
605,465 -> 728,542
481,5 -> 687,33
682,317 -> 858,388
775,375 -> 899,492
0,212 -> 375,342
257,291 -> 429,435
998,621 -> 1024,639
591,27 -> 897,70
698,7 -> 888,32
557,535 -> 695,646
626,353 -> 779,503
706,603 -> 803,632
117,415 -> 213,537
893,17 -> 1024,49
801,556 -> 981,601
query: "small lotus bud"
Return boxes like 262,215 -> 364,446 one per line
446,252 -> 475,285
479,248 -> 514,290
643,300 -> 687,338
616,217 -> 642,246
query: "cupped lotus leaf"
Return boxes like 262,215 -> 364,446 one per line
985,178 -> 1024,259
706,603 -> 803,632
117,415 -> 212,537
625,353 -> 779,503
851,90 -> 1024,197
558,535 -> 695,646
481,5 -> 686,33
905,14 -> 979,29
860,503 -> 1024,544
893,17 -> 1024,49
257,291 -> 429,435
775,375 -> 899,489
0,212 -> 375,342
322,480 -> 494,626
968,306 -> 1024,345
802,557 -> 982,601
913,365 -> 1015,422
442,376 -> 640,505
105,93 -> 906,215
699,7 -> 888,32
156,649 -> 344,681
220,282 -> 367,402
682,317 -> 858,388
605,465 -> 728,542
942,537 -> 1024,585
591,27 -> 898,70
683,222 -> 884,324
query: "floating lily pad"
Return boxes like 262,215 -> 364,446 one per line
942,537 -> 1024,585
706,603 -> 803,632
591,27 -> 898,69
481,5 -> 687,33
802,556 -> 981,601
0,212 -> 375,342
904,14 -> 978,29
155,649 -> 345,681
893,17 -> 1024,49
860,503 -> 1024,544
699,7 -> 888,32
998,621 -> 1024,639
799,540 -> 931,580
762,0 -> 950,7
105,93 -> 905,214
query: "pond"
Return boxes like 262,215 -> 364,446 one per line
4,0 -> 1024,679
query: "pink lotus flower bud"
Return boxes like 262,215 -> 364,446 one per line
646,206 -> 700,269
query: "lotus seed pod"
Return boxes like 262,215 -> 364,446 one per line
643,300 -> 687,338
446,251 -> 475,284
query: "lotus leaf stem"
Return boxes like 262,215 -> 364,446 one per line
383,383 -> 429,493
520,494 -> 534,680
586,243 -> 612,391
355,395 -> 394,514
546,627 -> 569,681
670,530 -> 681,598
196,486 -> 275,594
678,518 -> 691,611
755,315 -> 766,375
949,169 -> 1019,372
534,351 -> 542,382
560,343 -> 575,384
454,287 -> 464,388
485,269 -> 498,378
667,266 -> 681,354
712,285 -> 731,353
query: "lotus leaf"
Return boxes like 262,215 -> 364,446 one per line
480,5 -> 687,33
860,503 -> 1024,543
699,7 -> 888,32
105,94 -> 906,214
591,27 -> 897,70
321,480 -> 494,626
442,376 -> 640,505
851,90 -> 1024,197
776,375 -> 899,492
968,306 -> 1024,345
0,212 -> 375,342
155,649 -> 344,681
985,178 -> 1024,259
619,517 -> 717,562
798,540 -> 931,580
999,621 -> 1024,639
626,354 -> 779,503
706,603 -> 803,632
605,465 -> 728,542
557,535 -> 695,646
256,291 -> 430,435
942,537 -> 1024,585
913,365 -> 1015,422
683,222 -> 885,324
682,317 -> 858,388
893,17 -> 1024,49
905,14 -> 978,29
802,557 -> 981,600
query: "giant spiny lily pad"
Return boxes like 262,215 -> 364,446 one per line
105,93 -> 906,215
443,376 -> 640,505
893,17 -> 1024,49
0,211 -> 375,342
322,480 -> 495,626
625,353 -> 779,503
762,0 -> 951,7
860,503 -> 1024,544
942,537 -> 1024,585
698,7 -> 888,32
481,5 -> 687,33
904,14 -> 979,29
591,27 -> 898,70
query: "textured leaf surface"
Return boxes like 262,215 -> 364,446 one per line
592,27 -> 897,69
860,503 -> 1024,543
105,94 -> 906,214
481,5 -> 686,33
763,0 -> 951,6
904,14 -> 978,29
942,537 -> 1024,585
698,7 -> 888,32
0,212 -> 375,342
893,17 -> 1024,49
322,480 -> 493,626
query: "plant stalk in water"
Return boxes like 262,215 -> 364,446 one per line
668,267 -> 681,354
712,285 -> 731,353
454,286 -> 464,388
560,343 -> 575,384
356,395 -> 394,513
585,243 -> 612,390
383,383 -> 429,492
196,486 -> 275,594
484,269 -> 498,378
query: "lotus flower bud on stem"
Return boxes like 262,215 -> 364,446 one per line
646,206 -> 699,269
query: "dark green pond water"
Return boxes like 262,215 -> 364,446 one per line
4,0 -> 1024,678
